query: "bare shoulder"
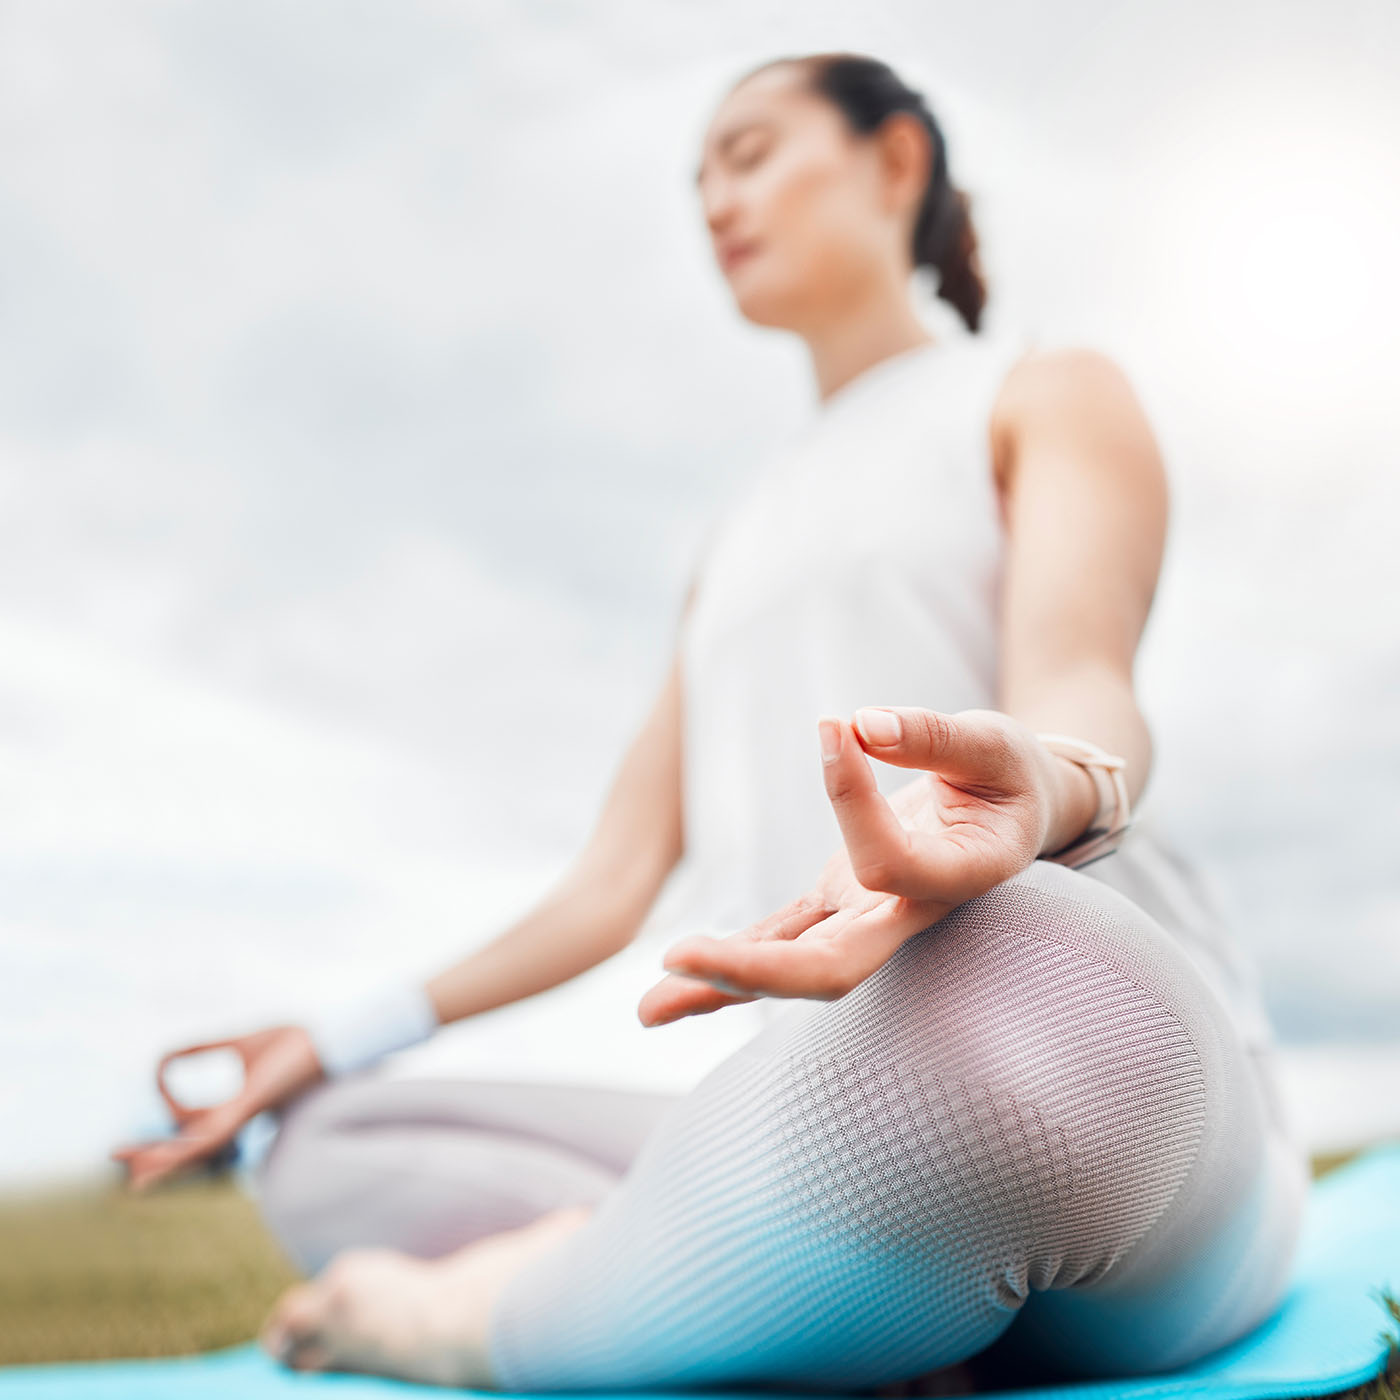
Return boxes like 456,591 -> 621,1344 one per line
992,344 -> 1148,427
987,344 -> 1163,495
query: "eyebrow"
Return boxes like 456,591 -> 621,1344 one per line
693,120 -> 773,187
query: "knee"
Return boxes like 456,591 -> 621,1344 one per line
795,857 -> 1215,1091
764,860 -> 1228,1288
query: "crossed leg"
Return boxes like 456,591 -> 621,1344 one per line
261,859 -> 1308,1392
254,1074 -> 683,1275
253,1070 -> 687,1385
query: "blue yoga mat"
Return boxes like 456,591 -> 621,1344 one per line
3,1140 -> 1397,1400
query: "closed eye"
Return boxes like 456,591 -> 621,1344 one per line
733,137 -> 772,169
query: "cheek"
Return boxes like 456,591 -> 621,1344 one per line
761,159 -> 864,279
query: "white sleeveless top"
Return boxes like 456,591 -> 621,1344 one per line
678,333 -> 1020,941
410,329 -> 1278,1096
651,329 -> 1279,1067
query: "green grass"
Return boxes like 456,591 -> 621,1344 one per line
0,1150 -> 1395,1400
0,1172 -> 299,1366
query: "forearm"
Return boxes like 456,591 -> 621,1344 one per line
425,842 -> 678,1026
1000,659 -> 1152,857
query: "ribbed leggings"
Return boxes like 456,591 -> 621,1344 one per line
254,859 -> 1308,1393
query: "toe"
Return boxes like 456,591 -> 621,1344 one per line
262,1282 -> 329,1368
286,1341 -> 332,1373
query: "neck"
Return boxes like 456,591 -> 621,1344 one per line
801,294 -> 938,407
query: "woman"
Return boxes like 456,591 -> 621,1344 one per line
113,51 -> 1308,1392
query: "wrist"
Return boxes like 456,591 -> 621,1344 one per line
1039,751 -> 1100,858
303,981 -> 439,1079
1033,731 -> 1135,868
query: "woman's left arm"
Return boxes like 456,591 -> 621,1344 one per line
989,345 -> 1168,857
637,346 -> 1170,1024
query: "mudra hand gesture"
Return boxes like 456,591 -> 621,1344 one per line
638,706 -> 1064,1026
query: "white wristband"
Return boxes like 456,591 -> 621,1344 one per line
303,982 -> 439,1078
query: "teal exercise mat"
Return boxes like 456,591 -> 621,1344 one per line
3,1140 -> 1397,1400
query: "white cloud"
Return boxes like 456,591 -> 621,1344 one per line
1,0 -> 1398,1181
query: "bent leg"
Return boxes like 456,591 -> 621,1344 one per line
989,1010 -> 1309,1378
255,1076 -> 683,1275
484,860 -> 1303,1393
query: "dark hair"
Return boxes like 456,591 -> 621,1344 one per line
735,52 -> 988,333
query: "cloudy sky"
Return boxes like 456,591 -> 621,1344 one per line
2,0 -> 1398,1182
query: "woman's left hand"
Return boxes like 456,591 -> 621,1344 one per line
637,707 -> 1063,1026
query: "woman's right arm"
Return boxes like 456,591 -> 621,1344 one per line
426,643 -> 687,1022
115,640 -> 690,1190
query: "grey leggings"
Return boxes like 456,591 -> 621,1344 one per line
255,859 -> 1308,1393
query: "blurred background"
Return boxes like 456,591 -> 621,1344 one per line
2,0 -> 1397,1238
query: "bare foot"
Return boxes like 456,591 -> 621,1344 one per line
260,1204 -> 593,1388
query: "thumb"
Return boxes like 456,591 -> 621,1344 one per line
851,706 -> 1018,787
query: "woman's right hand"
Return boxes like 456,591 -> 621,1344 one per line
111,1025 -> 325,1192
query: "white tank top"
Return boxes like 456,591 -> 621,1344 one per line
678,333 -> 1020,938
412,329 -> 1278,1096
658,328 -> 1278,1065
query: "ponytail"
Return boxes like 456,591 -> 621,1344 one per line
916,184 -> 985,334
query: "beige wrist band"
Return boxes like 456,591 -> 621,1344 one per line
1034,731 -> 1135,870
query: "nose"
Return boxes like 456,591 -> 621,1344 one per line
701,174 -> 741,240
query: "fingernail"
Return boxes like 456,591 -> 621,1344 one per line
854,707 -> 902,746
818,716 -> 841,763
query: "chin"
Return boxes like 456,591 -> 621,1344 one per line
730,279 -> 800,331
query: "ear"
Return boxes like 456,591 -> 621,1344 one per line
877,110 -> 933,214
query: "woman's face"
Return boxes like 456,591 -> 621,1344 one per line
695,66 -> 922,331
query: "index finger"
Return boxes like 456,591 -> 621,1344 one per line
817,715 -> 914,892
155,1039 -> 242,1122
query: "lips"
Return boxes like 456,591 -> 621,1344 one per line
720,241 -> 759,271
